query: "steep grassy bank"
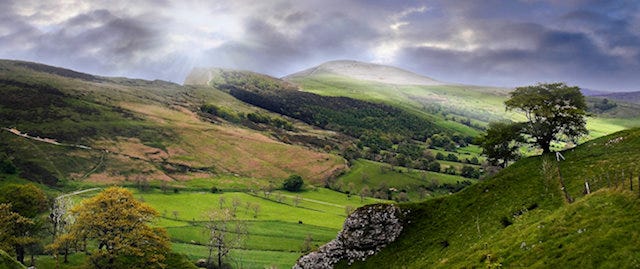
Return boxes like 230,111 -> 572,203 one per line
345,128 -> 640,268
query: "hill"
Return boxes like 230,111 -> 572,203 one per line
595,91 -> 640,105
341,127 -> 640,268
0,60 -> 347,187
284,60 -> 444,86
286,60 -> 640,140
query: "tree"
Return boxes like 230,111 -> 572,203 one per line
461,166 -> 480,179
293,195 -> 302,207
0,203 -> 36,265
283,175 -> 304,192
47,196 -> 74,264
427,161 -> 441,172
55,187 -> 170,269
478,122 -> 525,168
0,184 -> 48,219
0,184 -> 48,264
505,82 -> 588,153
204,208 -> 247,269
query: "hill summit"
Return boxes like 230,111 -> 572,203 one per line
284,60 -> 445,86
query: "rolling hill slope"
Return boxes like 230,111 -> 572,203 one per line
0,60 -> 346,187
343,128 -> 640,268
285,60 -> 640,139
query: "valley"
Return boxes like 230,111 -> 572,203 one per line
1,59 -> 640,268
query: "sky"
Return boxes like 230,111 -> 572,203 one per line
1,0 -> 639,91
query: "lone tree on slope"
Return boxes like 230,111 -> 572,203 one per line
505,82 -> 588,153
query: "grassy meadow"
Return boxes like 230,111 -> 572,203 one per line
57,187 -> 382,268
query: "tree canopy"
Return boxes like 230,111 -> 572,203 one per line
283,175 -> 304,192
56,187 -> 170,269
0,184 -> 48,218
505,82 -> 587,153
478,122 -> 525,168
0,184 -> 48,264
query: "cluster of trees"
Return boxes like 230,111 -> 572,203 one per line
479,83 -> 588,167
592,98 -> 617,112
0,185 -> 193,268
200,104 -> 294,131
225,83 -> 445,152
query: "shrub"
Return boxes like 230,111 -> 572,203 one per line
283,175 -> 304,192
461,166 -> 480,179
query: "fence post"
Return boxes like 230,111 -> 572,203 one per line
584,179 -> 591,195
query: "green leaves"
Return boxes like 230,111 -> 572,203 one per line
478,122 -> 525,168
504,82 -> 588,153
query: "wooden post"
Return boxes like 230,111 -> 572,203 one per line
630,171 -> 634,191
584,180 -> 591,195
557,166 -> 573,203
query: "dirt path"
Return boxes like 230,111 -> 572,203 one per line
2,127 -> 92,149
56,187 -> 102,199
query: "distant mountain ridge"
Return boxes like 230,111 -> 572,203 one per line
594,91 -> 640,104
284,60 -> 445,86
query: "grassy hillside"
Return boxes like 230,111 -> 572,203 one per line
0,60 -> 346,186
197,69 -> 449,143
286,68 -> 640,140
344,128 -> 640,268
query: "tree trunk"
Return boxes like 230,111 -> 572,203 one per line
218,244 -> 223,269
15,245 -> 25,264
541,140 -> 551,154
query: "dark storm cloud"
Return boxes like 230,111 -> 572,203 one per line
389,0 -> 640,91
0,0 -> 639,90
38,10 -> 162,61
202,9 -> 380,75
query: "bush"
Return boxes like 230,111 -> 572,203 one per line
283,175 -> 304,192
427,161 -> 441,172
461,166 -> 480,179
0,158 -> 16,174
445,153 -> 459,162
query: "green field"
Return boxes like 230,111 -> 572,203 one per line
334,159 -> 474,201
129,187 -> 384,268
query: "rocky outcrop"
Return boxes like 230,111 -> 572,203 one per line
294,204 -> 405,269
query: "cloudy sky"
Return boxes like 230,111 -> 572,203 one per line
1,0 -> 639,91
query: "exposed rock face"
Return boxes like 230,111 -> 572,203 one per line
294,204 -> 405,269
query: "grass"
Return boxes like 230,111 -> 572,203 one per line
290,73 -> 640,145
334,159 -> 473,201
0,59 -> 347,187
172,243 -> 301,269
43,186 -> 383,268
288,74 -> 512,134
129,187 -> 384,268
344,127 -> 640,268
